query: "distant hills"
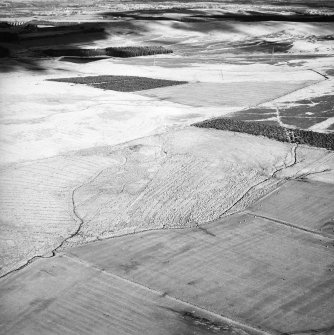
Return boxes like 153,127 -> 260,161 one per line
1,0 -> 334,21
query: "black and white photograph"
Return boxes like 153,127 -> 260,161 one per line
0,1 -> 333,334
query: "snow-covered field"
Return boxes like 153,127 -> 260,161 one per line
0,4 -> 334,334
1,14 -> 334,274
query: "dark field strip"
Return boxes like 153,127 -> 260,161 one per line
49,75 -> 188,92
225,94 -> 334,129
43,46 -> 173,58
194,118 -> 334,150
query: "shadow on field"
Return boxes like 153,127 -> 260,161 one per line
0,22 -> 109,73
0,57 -> 46,73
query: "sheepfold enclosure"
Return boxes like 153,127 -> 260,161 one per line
43,46 -> 173,58
194,118 -> 334,150
48,75 -> 187,92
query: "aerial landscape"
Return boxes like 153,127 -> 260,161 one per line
0,0 -> 333,334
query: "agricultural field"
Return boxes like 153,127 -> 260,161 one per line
219,80 -> 334,132
138,80 -> 317,108
248,179 -> 334,235
49,75 -> 187,92
0,254 -> 266,335
194,118 -> 334,150
43,46 -> 173,58
65,211 -> 334,334
0,1 -> 334,334
1,128 -> 333,335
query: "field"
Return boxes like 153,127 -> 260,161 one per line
138,81 -> 317,108
0,254 -> 265,335
66,211 -> 334,334
43,46 -> 173,58
194,118 -> 334,150
216,81 -> 334,132
1,174 -> 333,335
0,2 -> 334,335
248,179 -> 334,235
1,126 -> 332,277
49,75 -> 187,92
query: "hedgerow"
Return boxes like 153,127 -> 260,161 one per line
193,118 -> 334,150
